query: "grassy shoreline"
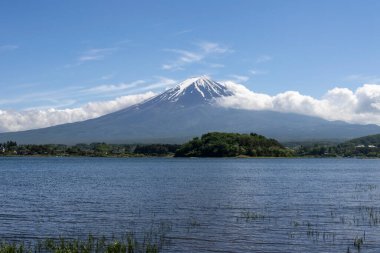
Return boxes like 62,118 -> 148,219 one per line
0,234 -> 162,253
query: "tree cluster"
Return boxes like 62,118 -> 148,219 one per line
0,142 -> 180,157
174,132 -> 293,157
294,135 -> 380,158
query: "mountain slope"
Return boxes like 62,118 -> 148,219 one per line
344,134 -> 380,146
0,77 -> 379,144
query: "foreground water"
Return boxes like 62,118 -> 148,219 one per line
1,157 -> 380,252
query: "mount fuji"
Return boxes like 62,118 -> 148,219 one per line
0,76 -> 379,144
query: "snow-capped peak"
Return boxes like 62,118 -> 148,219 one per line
130,76 -> 235,109
176,76 -> 215,90
157,76 -> 234,104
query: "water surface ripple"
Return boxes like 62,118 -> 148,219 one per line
1,157 -> 380,252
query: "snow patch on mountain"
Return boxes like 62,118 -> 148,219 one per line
140,76 -> 234,107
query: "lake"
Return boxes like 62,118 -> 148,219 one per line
1,157 -> 380,252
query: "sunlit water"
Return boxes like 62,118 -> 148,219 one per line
1,157 -> 380,252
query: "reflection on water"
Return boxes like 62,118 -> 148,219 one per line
1,157 -> 380,252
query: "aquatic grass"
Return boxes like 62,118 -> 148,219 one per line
287,232 -> 296,239
305,228 -> 336,242
354,183 -> 377,192
0,242 -> 27,253
353,236 -> 364,250
0,226 -> 170,253
186,217 -> 201,232
240,210 -> 266,221
358,206 -> 380,226
188,218 -> 201,228
291,220 -> 300,227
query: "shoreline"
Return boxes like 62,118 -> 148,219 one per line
1,154 -> 378,159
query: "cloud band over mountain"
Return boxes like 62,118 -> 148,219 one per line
0,92 -> 155,132
217,82 -> 380,126
0,81 -> 380,133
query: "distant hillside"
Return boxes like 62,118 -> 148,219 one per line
175,132 -> 293,157
344,134 -> 380,146
295,133 -> 380,157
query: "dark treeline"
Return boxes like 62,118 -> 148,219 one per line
294,134 -> 380,158
1,132 -> 293,158
295,143 -> 380,158
0,141 -> 180,157
1,133 -> 380,158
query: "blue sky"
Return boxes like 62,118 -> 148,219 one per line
1,0 -> 380,111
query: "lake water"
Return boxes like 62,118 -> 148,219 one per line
1,157 -> 380,252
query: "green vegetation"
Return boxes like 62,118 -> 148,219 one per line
294,134 -> 380,158
0,142 -> 180,157
175,132 -> 293,157
2,132 -> 380,158
0,222 -> 172,253
0,233 -> 163,253
240,210 -> 266,221
347,134 -> 380,146
0,132 -> 294,158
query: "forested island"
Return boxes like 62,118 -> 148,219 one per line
175,132 -> 292,157
1,132 -> 380,158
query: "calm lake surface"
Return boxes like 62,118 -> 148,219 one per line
1,157 -> 380,252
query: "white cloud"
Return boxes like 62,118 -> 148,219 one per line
139,76 -> 177,91
216,82 -> 380,126
250,69 -> 267,76
218,81 -> 272,110
162,49 -> 202,70
162,64 -> 182,70
197,41 -> 230,54
166,49 -> 203,63
0,92 -> 155,132
78,47 -> 117,62
65,47 -> 118,67
84,77 -> 177,95
0,77 -> 178,132
0,86 -> 84,107
209,63 -> 225,68
4,78 -> 380,133
162,41 -> 231,70
355,84 -> 380,113
345,74 -> 380,84
0,77 -> 176,113
173,29 -> 193,36
100,74 -> 115,80
229,75 -> 249,83
256,55 -> 272,63
0,45 -> 19,52
85,80 -> 146,93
